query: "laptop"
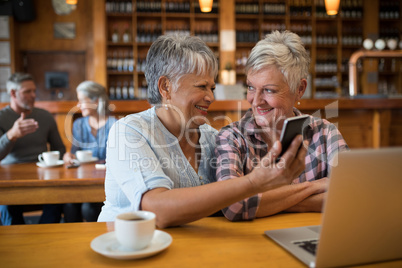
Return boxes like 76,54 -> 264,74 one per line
265,147 -> 402,267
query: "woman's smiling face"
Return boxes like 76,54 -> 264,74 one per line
168,72 -> 216,129
246,66 -> 299,130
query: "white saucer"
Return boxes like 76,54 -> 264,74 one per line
91,230 -> 172,260
36,160 -> 64,168
78,157 -> 99,163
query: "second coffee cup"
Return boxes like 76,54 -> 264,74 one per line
76,150 -> 93,162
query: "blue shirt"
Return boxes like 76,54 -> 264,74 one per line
98,107 -> 217,222
71,116 -> 117,160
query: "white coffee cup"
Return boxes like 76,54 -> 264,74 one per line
38,151 -> 60,166
114,211 -> 156,250
76,150 -> 93,162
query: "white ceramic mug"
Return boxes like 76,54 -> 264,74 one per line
38,151 -> 60,166
114,211 -> 156,250
76,150 -> 92,162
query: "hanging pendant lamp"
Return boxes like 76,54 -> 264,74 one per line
66,0 -> 77,5
199,0 -> 213,13
324,0 -> 340,15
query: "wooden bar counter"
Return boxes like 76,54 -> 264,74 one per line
1,98 -> 402,151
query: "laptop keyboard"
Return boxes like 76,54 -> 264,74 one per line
293,239 -> 319,255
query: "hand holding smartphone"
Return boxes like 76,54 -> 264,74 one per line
277,115 -> 309,158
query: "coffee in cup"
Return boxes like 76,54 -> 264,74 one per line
114,211 -> 156,250
76,150 -> 93,162
38,151 -> 60,166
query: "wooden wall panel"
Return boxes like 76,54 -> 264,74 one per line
14,0 -> 94,81
16,0 -> 92,51
389,110 -> 402,147
24,51 -> 86,101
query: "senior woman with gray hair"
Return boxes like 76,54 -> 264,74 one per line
215,30 -> 349,221
98,34 -> 307,228
63,81 -> 117,222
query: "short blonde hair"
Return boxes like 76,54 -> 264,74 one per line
246,30 -> 310,93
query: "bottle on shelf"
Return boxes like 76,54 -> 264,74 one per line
140,79 -> 148,100
123,50 -> 130,71
128,50 -> 134,72
115,81 -> 122,100
128,80 -> 135,99
111,50 -> 118,71
122,23 -> 131,43
107,50 -> 113,70
109,81 -> 116,100
122,81 -> 129,100
111,25 -> 119,43
106,0 -> 133,14
117,50 -> 124,71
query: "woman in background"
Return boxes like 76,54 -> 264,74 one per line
63,81 -> 117,222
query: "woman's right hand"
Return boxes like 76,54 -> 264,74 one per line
247,135 -> 307,193
63,152 -> 76,165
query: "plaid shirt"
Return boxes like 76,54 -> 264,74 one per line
215,108 -> 349,221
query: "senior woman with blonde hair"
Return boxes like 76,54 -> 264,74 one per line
63,81 -> 117,222
98,34 -> 307,228
215,30 -> 349,221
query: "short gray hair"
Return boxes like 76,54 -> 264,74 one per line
76,81 -> 110,115
246,30 -> 310,93
145,34 -> 218,105
6,72 -> 34,94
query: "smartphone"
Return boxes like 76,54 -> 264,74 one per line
277,115 -> 309,158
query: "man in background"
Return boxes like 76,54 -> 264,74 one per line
0,72 -> 66,225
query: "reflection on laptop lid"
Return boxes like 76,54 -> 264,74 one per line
265,147 -> 402,267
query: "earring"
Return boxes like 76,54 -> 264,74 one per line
164,99 -> 170,110
297,101 -> 301,105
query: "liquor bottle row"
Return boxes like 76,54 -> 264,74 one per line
110,23 -> 132,43
165,0 -> 190,13
379,0 -> 400,19
109,80 -> 136,100
341,35 -> 362,46
315,55 -> 337,73
235,1 -> 259,15
263,3 -> 286,16
314,76 -> 339,88
316,35 -> 338,46
378,58 -> 399,72
109,80 -> 148,100
235,52 -> 249,74
164,26 -> 191,38
194,25 -> 219,43
289,24 -> 312,45
137,24 -> 162,43
289,0 -> 312,17
107,50 -> 135,72
106,0 -> 219,14
236,27 -> 259,43
340,0 -> 363,18
105,0 -> 133,14
379,28 -> 400,40
107,53 -> 148,73
136,0 -> 162,13
341,58 -> 363,73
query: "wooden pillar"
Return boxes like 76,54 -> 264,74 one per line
219,0 -> 235,80
361,0 -> 379,95
92,0 -> 107,86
